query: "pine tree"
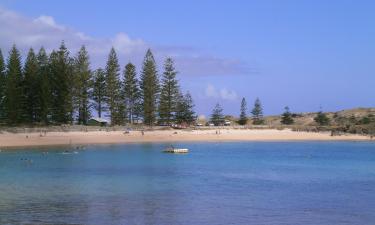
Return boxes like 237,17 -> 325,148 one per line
314,111 -> 330,126
0,49 -> 6,124
104,47 -> 124,125
48,50 -> 58,122
123,62 -> 140,124
140,49 -> 159,126
4,45 -> 24,125
210,103 -> 224,126
73,46 -> 92,125
175,91 -> 196,125
281,106 -> 294,125
182,92 -> 196,125
251,97 -> 264,125
92,68 -> 106,118
37,47 -> 51,124
49,42 -> 74,124
238,97 -> 248,125
158,58 -> 179,125
23,48 -> 40,123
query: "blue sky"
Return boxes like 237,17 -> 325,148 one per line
0,0 -> 374,116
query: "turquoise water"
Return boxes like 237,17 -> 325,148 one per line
0,142 -> 375,225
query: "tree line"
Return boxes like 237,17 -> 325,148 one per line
0,43 -> 196,126
210,97 -> 265,126
211,97 -> 331,126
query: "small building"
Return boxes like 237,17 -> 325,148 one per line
87,117 -> 108,126
132,118 -> 144,124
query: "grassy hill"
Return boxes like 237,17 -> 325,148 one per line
264,107 -> 374,126
261,107 -> 375,135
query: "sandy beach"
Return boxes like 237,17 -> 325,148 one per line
0,129 -> 372,148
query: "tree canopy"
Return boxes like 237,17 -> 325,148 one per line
281,106 -> 294,125
159,58 -> 179,125
210,103 -> 225,126
251,98 -> 264,125
140,49 -> 159,126
0,44 -> 197,127
105,47 -> 123,125
238,97 -> 248,125
314,111 -> 330,126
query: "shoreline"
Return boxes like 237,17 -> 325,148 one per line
0,129 -> 373,149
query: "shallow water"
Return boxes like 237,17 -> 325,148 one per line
0,142 -> 375,225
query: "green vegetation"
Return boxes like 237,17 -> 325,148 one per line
251,98 -> 264,125
37,48 -> 51,124
23,48 -> 39,123
281,106 -> 294,125
0,49 -> 5,122
238,97 -> 248,125
4,45 -> 24,125
104,48 -> 123,125
158,58 -> 179,125
123,63 -> 141,124
92,68 -> 106,118
314,111 -> 330,126
49,42 -> 74,124
175,92 -> 196,125
358,115 -> 371,125
73,46 -> 92,125
0,43 -> 372,136
331,112 -> 375,135
0,44 -> 195,127
210,103 -> 225,126
140,49 -> 159,126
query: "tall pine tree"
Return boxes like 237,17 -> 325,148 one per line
49,42 -> 74,124
4,45 -> 24,125
37,47 -> 51,124
105,48 -> 124,125
123,62 -> 140,124
0,49 -> 6,124
140,49 -> 159,126
251,97 -> 264,125
175,91 -> 196,125
23,48 -> 40,123
238,97 -> 248,125
92,68 -> 106,118
73,46 -> 92,125
159,58 -> 179,125
210,103 -> 224,126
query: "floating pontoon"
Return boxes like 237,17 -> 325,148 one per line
163,147 -> 189,153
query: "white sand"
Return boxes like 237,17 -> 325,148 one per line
0,129 -> 372,148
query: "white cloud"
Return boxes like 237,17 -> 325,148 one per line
0,7 -> 147,65
0,6 -> 250,76
34,15 -> 65,31
220,88 -> 237,100
205,84 -> 237,101
205,84 -> 218,98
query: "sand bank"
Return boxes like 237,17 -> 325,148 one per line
0,129 -> 373,148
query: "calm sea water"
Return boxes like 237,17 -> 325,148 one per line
0,142 -> 375,225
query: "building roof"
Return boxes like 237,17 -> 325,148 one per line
89,117 -> 108,123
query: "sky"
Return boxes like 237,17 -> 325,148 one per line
0,0 -> 374,117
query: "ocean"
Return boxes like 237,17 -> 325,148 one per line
0,141 -> 374,224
